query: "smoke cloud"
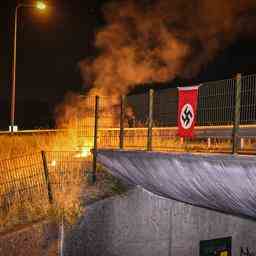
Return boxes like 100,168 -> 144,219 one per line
79,0 -> 256,96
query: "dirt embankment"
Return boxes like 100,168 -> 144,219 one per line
0,220 -> 59,256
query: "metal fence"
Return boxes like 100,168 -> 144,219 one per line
0,153 -> 48,216
197,78 -> 236,126
125,74 -> 256,127
0,151 -> 89,223
75,73 -> 256,156
0,73 -> 256,230
241,74 -> 256,124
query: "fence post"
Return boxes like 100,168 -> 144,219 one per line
240,138 -> 244,150
207,137 -> 211,148
119,95 -> 125,149
41,151 -> 53,204
232,73 -> 242,154
92,95 -> 99,183
147,89 -> 154,151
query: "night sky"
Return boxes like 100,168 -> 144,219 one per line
1,0 -> 256,129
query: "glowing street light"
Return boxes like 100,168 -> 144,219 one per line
36,2 -> 47,10
10,2 -> 47,132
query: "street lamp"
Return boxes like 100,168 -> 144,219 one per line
36,2 -> 47,10
10,1 -> 47,132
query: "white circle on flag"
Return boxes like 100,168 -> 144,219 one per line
180,104 -> 194,129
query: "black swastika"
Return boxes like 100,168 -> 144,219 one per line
182,106 -> 193,127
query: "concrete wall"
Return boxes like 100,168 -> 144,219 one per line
171,200 -> 256,256
1,188 -> 255,256
65,188 -> 256,256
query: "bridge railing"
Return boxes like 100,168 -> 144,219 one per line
72,73 -> 256,156
197,78 -> 236,126
1,74 -> 255,154
241,74 -> 256,124
123,74 -> 256,127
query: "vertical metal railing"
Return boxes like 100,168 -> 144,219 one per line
119,95 -> 125,149
232,74 -> 242,154
147,89 -> 154,151
41,151 -> 53,204
92,96 -> 99,183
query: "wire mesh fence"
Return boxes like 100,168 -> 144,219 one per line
97,96 -> 120,149
197,78 -> 236,126
124,92 -> 149,150
45,151 -> 89,191
154,87 -> 178,127
0,153 -> 48,217
0,151 -> 90,226
121,74 -> 256,129
83,73 -> 256,154
76,96 -> 96,151
73,74 -> 256,154
241,74 -> 256,124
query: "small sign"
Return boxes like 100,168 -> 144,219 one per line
200,237 -> 232,256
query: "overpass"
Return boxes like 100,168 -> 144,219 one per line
1,74 -> 256,255
97,149 -> 256,220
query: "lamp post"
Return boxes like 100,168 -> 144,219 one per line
10,2 -> 46,132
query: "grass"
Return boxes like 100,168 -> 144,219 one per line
83,164 -> 129,205
0,162 -> 129,234
0,129 -> 94,160
0,140 -> 128,234
0,128 -> 91,232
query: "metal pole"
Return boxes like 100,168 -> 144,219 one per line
41,151 -> 53,204
92,95 -> 99,183
10,6 -> 19,133
119,95 -> 125,149
232,73 -> 242,154
147,89 -> 154,151
10,3 -> 48,132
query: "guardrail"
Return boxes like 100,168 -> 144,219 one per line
1,124 -> 256,138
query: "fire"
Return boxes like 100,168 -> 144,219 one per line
75,146 -> 91,158
51,160 -> 57,167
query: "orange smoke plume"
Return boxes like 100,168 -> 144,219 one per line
79,0 -> 256,96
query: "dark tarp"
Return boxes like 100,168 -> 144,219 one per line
97,150 -> 256,219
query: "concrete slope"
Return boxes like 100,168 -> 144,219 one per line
97,150 -> 256,219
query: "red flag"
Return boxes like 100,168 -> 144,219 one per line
177,86 -> 199,138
